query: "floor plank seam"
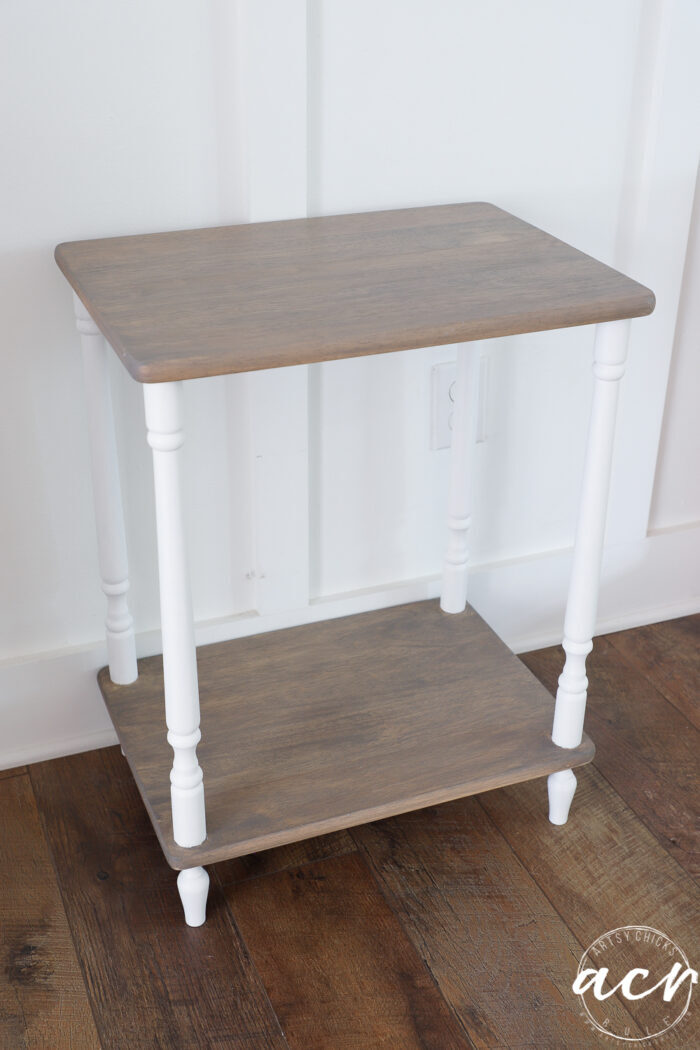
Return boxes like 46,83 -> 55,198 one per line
349,839 -> 481,1050
472,793 -> 646,1039
0,769 -> 29,782
353,805 -> 644,1046
215,846 -> 361,891
349,820 -> 578,1049
590,759 -> 699,886
27,763 -> 106,1050
603,631 -> 700,730
209,864 -> 293,1050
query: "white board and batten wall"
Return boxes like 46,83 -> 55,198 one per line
1,0 -> 699,769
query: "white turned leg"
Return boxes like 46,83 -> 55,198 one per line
550,319 -> 630,821
441,342 -> 481,613
75,295 -> 137,685
144,383 -> 206,851
548,769 -> 577,825
177,866 -> 209,927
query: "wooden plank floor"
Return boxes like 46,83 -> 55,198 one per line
2,615 -> 698,1049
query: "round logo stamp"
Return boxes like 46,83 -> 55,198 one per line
573,925 -> 696,1043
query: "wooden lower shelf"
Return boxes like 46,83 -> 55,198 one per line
99,600 -> 594,870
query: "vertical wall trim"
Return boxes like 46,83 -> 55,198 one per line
209,0 -> 257,617
648,162 -> 700,530
607,0 -> 700,544
306,0 -> 323,219
213,1 -> 312,616
615,0 -> 673,274
306,0 -> 324,600
210,0 -> 250,225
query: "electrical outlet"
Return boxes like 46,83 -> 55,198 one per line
430,355 -> 488,450
430,361 -> 457,449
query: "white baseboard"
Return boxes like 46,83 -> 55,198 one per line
2,728 -> 119,771
510,595 -> 700,655
1,527 -> 698,771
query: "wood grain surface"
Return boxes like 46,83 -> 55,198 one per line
98,600 -> 593,869
55,203 -> 655,382
605,614 -> 700,729
3,614 -> 696,1049
0,765 -> 26,780
0,773 -> 99,1050
29,748 -> 288,1050
521,634 -> 700,877
353,796 -> 640,1048
479,765 -> 700,1048
227,851 -> 473,1050
215,829 -> 356,888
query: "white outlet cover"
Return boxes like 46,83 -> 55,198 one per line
430,355 -> 489,449
430,361 -> 457,449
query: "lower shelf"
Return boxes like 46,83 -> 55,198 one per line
99,600 -> 594,870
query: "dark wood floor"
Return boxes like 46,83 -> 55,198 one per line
1,615 -> 698,1049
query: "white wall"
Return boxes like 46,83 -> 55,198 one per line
1,0 -> 699,768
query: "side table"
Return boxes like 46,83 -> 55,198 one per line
56,203 -> 655,926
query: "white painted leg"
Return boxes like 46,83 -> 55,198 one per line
177,866 -> 210,927
548,769 -> 577,825
440,342 -> 481,613
74,294 -> 137,685
144,383 -> 206,853
550,319 -> 631,821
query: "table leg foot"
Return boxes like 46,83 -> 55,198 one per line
177,866 -> 209,927
547,768 -> 577,825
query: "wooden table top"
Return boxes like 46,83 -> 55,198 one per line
56,202 -> 654,383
